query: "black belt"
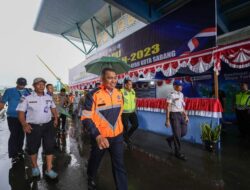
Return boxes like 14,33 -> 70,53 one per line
29,121 -> 52,126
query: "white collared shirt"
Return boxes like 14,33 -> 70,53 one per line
167,90 -> 185,112
16,91 -> 56,124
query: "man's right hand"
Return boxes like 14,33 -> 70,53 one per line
165,119 -> 170,128
22,123 -> 32,134
96,135 -> 110,150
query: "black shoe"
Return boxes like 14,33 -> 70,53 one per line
166,138 -> 172,150
175,152 -> 187,161
88,178 -> 96,190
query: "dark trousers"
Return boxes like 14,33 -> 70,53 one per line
122,112 -> 138,139
87,134 -> 128,190
235,109 -> 249,136
59,114 -> 66,131
26,121 -> 55,155
7,117 -> 24,158
167,112 -> 187,153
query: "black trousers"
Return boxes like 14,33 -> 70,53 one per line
7,117 -> 24,158
87,134 -> 127,190
167,112 -> 187,153
59,114 -> 66,131
235,109 -> 249,136
26,121 -> 55,155
122,112 -> 138,139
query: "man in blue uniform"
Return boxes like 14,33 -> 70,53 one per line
0,77 -> 30,164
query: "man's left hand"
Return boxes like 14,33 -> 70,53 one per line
54,118 -> 58,128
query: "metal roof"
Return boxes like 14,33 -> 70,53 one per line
34,0 -> 250,54
34,0 -> 106,35
105,0 -> 250,35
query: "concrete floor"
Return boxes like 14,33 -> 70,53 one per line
0,117 -> 250,190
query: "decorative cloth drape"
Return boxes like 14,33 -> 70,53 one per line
70,39 -> 250,90
136,98 -> 223,118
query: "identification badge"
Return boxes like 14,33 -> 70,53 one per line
44,106 -> 49,113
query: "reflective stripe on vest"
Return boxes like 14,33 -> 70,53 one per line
246,96 -> 250,109
121,88 -> 136,113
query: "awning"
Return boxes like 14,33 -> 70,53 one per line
34,0 -> 105,36
34,0 -> 126,54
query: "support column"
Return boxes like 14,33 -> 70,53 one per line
214,71 -> 219,98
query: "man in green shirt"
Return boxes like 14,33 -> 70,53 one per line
121,79 -> 138,147
235,82 -> 250,137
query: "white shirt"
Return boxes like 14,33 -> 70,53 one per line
16,92 -> 56,124
73,95 -> 81,105
73,95 -> 81,111
167,90 -> 185,112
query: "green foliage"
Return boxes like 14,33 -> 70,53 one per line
200,122 -> 221,143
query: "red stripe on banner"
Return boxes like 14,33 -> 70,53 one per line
200,27 -> 216,33
192,38 -> 199,48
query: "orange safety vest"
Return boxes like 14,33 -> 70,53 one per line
81,85 -> 124,138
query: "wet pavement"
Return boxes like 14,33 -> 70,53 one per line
1,117 -> 250,190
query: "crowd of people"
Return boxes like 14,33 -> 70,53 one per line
0,68 -> 249,190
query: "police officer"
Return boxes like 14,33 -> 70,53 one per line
81,68 -> 127,190
16,78 -> 58,179
234,82 -> 250,137
0,77 -> 30,164
121,79 -> 138,146
166,80 -> 188,161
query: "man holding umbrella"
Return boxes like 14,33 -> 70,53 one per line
81,67 -> 128,190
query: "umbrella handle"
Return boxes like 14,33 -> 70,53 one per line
108,62 -> 112,68
100,63 -> 104,75
100,62 -> 111,75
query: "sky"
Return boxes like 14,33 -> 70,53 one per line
0,0 -> 85,88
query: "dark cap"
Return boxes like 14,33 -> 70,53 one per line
16,77 -> 27,86
173,80 -> 183,86
33,77 -> 47,85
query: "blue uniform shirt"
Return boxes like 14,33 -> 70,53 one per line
1,87 -> 30,117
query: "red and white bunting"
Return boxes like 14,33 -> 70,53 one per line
70,39 -> 250,90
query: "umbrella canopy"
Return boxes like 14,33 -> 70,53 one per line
58,106 -> 72,118
85,56 -> 130,75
